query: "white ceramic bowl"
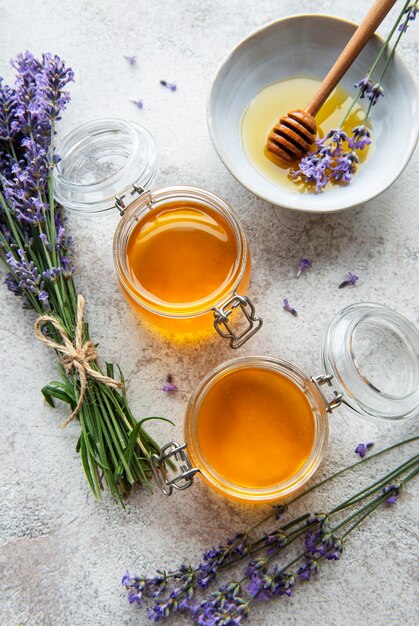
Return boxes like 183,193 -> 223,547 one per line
207,14 -> 419,213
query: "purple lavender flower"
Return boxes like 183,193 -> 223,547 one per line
39,233 -> 50,248
399,4 -> 417,33
293,128 -> 359,191
4,272 -> 22,295
60,256 -> 75,278
348,126 -> 371,150
160,80 -> 177,92
338,272 -> 359,289
332,152 -> 359,183
273,504 -> 286,520
130,98 -> 144,109
297,258 -> 312,278
198,533 -> 248,588
297,557 -> 320,581
124,54 -> 137,65
383,482 -> 402,505
354,77 -> 374,99
368,83 -> 384,106
355,442 -> 374,458
283,298 -> 297,317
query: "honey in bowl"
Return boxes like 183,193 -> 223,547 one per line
195,366 -> 315,490
241,77 -> 372,192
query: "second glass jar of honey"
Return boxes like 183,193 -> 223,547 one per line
151,303 -> 419,502
54,118 -> 262,347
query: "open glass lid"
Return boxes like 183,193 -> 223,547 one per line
54,118 -> 159,214
322,302 -> 419,421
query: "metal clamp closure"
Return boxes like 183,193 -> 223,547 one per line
311,374 -> 343,413
213,293 -> 263,349
150,441 -> 199,496
115,184 -> 145,216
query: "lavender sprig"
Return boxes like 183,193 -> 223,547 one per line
0,52 -> 163,504
124,437 -> 419,623
292,0 -> 416,192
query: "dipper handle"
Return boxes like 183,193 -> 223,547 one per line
306,0 -> 397,117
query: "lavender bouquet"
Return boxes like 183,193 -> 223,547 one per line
0,52 -> 165,503
293,1 -> 418,191
123,437 -> 418,624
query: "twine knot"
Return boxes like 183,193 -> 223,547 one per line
35,294 -> 123,427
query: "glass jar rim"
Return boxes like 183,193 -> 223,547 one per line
54,118 -> 159,214
185,355 -> 328,502
322,302 -> 419,421
113,185 -> 250,318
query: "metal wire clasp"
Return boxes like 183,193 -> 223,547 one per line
213,293 -> 263,349
311,374 -> 343,413
150,441 -> 200,496
115,184 -> 145,216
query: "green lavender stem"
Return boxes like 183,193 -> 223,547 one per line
339,0 -> 411,128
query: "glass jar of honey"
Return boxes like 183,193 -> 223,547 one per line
54,118 -> 262,347
151,303 -> 419,502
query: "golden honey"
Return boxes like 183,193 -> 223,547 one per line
126,201 -> 239,308
115,191 -> 251,337
195,366 -> 315,490
241,77 -> 371,191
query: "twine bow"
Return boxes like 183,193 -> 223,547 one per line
34,294 -> 123,428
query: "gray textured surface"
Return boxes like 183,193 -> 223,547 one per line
0,1 -> 418,625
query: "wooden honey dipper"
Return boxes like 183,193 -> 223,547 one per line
266,0 -> 397,164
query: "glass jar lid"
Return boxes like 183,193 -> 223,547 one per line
54,118 -> 159,214
323,302 -> 419,421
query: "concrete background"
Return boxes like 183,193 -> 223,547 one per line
0,1 -> 418,625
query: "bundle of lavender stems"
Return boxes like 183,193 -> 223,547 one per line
0,52 -> 162,503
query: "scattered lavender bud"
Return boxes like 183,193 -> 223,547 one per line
338,272 -> 359,289
130,99 -> 144,109
297,258 -> 312,278
355,442 -> 374,458
283,298 -> 297,317
161,383 -> 178,393
124,54 -> 137,65
160,374 -> 178,393
160,80 -> 177,92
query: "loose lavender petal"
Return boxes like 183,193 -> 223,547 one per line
130,98 -> 144,109
338,272 -> 359,289
355,442 -> 374,458
160,80 -> 177,92
283,298 -> 297,317
161,383 -> 178,393
124,54 -> 137,65
297,258 -> 312,278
